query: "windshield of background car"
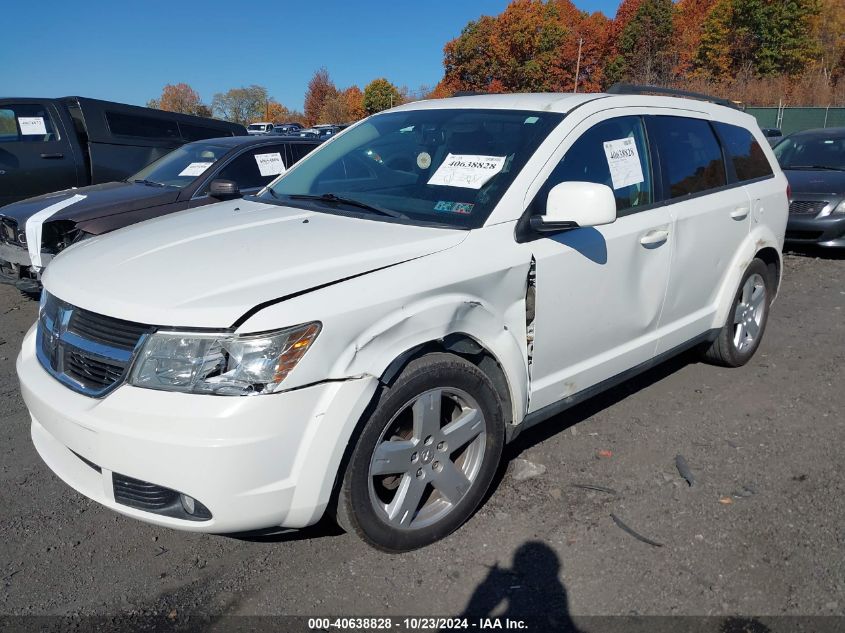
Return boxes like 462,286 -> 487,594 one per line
266,109 -> 564,228
773,135 -> 845,170
130,142 -> 231,187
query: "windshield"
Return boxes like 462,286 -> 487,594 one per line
248,124 -> 266,131
774,135 -> 845,170
131,142 -> 230,187
264,108 -> 564,228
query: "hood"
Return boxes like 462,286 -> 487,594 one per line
0,182 -> 179,226
43,198 -> 467,328
784,169 -> 845,196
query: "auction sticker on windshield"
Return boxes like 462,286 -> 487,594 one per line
254,152 -> 286,176
602,137 -> 643,190
178,162 -> 214,177
428,154 -> 506,189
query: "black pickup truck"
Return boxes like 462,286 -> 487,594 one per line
0,97 -> 246,207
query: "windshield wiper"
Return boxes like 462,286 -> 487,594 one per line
131,178 -> 167,187
785,165 -> 845,171
287,193 -> 408,219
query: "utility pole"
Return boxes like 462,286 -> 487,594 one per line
574,37 -> 583,93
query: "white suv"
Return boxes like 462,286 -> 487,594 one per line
17,91 -> 788,551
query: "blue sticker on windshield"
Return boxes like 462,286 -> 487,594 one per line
434,201 -> 474,214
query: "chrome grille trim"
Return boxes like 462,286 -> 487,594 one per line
36,292 -> 152,397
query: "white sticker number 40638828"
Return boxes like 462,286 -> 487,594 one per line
427,154 -> 506,190
602,137 -> 644,190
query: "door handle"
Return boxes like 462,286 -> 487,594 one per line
640,229 -> 669,247
730,206 -> 750,220
40,152 -> 64,159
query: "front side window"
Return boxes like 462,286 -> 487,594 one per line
131,142 -> 231,188
0,103 -> 60,143
202,147 -> 289,193
714,122 -> 773,181
773,134 -> 845,171
650,116 -> 727,198
534,115 -> 653,215
265,109 -> 564,228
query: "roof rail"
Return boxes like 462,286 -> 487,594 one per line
607,83 -> 741,109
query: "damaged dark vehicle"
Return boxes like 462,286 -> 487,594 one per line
0,135 -> 320,290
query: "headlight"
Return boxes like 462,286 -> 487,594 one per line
834,200 -> 845,214
129,322 -> 320,396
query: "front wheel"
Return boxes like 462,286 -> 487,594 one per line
702,258 -> 771,367
336,353 -> 504,552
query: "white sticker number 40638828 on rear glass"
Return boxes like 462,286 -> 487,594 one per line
427,154 -> 506,190
603,137 -> 644,190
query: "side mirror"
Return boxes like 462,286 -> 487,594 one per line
209,179 -> 240,199
529,181 -> 617,233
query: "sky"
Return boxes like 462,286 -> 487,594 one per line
1,1 -> 622,112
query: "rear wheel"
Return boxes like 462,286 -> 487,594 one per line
702,258 -> 770,367
336,353 -> 504,552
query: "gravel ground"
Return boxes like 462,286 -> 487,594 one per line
0,251 -> 843,632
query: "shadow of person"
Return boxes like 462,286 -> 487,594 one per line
461,541 -> 580,632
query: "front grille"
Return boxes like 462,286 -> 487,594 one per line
113,473 -> 212,521
789,200 -> 828,215
69,308 -> 151,350
37,292 -> 152,397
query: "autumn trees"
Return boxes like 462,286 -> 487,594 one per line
146,83 -> 210,117
440,0 -> 845,105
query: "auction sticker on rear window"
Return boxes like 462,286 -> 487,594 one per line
18,117 -> 47,135
178,162 -> 214,177
428,154 -> 506,190
602,137 -> 644,190
254,152 -> 286,176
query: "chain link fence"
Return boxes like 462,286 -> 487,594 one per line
746,107 -> 845,135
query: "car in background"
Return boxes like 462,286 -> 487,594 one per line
761,127 -> 783,146
247,122 -> 275,135
774,127 -> 845,248
0,136 -> 320,290
274,123 -> 303,135
0,97 -> 246,207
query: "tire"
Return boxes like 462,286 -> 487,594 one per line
702,258 -> 771,367
336,352 -> 505,552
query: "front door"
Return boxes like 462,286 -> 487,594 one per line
527,113 -> 673,413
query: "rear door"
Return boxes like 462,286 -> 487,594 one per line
0,101 -> 80,206
648,115 -> 749,354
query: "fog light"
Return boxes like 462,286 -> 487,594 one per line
180,493 -> 196,515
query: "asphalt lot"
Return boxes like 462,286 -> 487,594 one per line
0,250 -> 843,631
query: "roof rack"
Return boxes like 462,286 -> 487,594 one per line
607,83 -> 741,109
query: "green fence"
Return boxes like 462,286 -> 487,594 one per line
746,107 -> 845,135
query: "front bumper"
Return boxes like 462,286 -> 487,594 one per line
785,214 -> 845,248
17,325 -> 379,533
0,242 -> 48,291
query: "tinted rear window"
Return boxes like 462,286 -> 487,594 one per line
650,116 -> 727,198
106,111 -> 179,140
180,122 -> 230,142
714,122 -> 773,182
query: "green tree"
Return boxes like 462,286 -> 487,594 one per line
211,85 -> 269,124
616,0 -> 675,84
363,78 -> 402,114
